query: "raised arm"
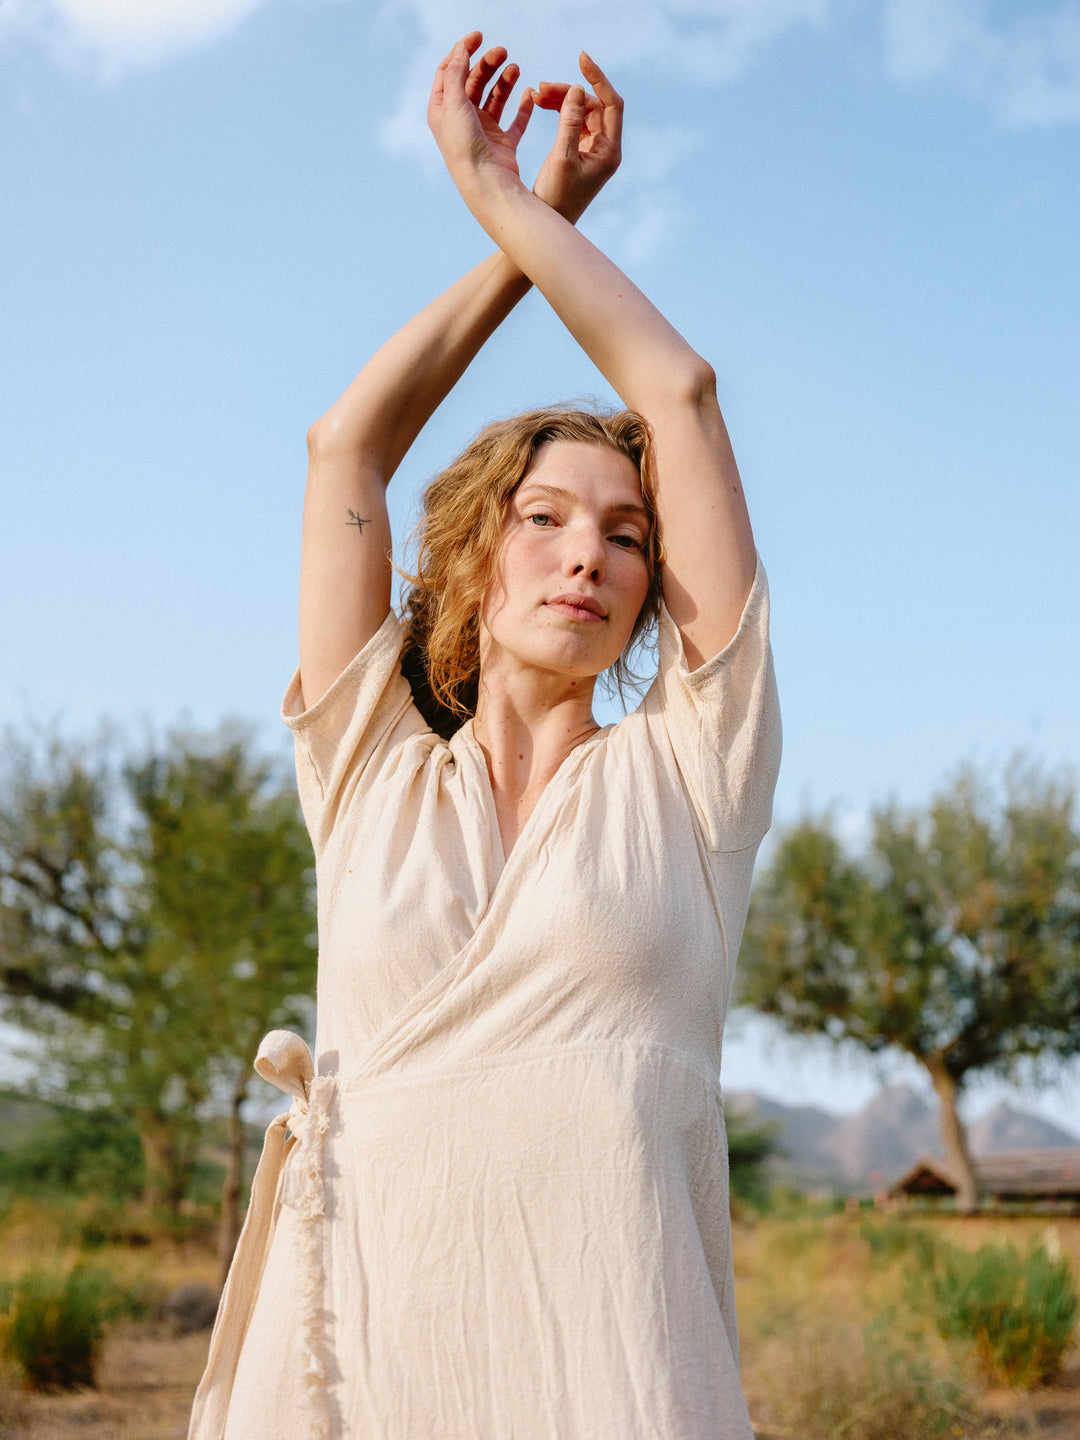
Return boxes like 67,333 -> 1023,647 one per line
429,39 -> 757,670
299,37 -> 621,709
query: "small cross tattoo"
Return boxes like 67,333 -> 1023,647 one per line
346,509 -> 370,535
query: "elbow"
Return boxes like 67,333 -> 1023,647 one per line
683,356 -> 719,413
308,405 -> 384,474
307,410 -> 342,461
648,355 -> 719,421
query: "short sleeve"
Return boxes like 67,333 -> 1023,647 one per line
281,612 -> 429,856
645,555 -> 781,853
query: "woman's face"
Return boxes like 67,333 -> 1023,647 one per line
479,440 -> 652,684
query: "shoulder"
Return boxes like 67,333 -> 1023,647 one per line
642,556 -> 781,851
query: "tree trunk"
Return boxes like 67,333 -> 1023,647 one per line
927,1062 -> 979,1214
139,1117 -> 198,1216
218,1071 -> 248,1287
139,1124 -> 176,1211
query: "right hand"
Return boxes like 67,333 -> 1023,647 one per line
427,34 -> 534,201
531,53 -> 623,225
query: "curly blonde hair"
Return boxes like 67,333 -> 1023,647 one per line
400,408 -> 664,737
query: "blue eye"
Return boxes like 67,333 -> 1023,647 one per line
529,513 -> 553,527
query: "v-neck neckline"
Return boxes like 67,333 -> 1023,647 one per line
453,719 -> 612,881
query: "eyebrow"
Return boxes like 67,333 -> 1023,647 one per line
517,483 -> 650,522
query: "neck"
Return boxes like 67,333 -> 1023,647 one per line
472,669 -> 600,858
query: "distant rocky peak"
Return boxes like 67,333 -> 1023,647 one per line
727,1084 -> 1079,1191
969,1102 -> 1079,1156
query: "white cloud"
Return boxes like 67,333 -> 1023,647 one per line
373,0 -> 832,264
380,0 -> 831,81
376,0 -> 832,156
883,0 -> 1080,125
6,0 -> 1080,131
0,0 -> 265,70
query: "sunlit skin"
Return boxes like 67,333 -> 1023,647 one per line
479,440 -> 651,690
473,440 -> 651,855
301,35 -> 754,859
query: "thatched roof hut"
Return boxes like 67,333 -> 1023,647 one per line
889,1149 -> 1080,1209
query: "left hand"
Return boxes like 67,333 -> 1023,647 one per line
532,53 -> 623,225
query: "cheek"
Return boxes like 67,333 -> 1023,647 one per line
498,532 -> 547,593
480,532 -> 534,629
479,576 -> 508,632
621,555 -> 652,615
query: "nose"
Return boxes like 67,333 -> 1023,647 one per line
565,522 -> 605,583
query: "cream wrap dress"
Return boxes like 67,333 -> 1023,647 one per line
189,557 -> 781,1440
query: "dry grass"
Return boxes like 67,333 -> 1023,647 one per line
735,1211 -> 1080,1440
1,1198 -> 1078,1438
0,1196 -> 216,1439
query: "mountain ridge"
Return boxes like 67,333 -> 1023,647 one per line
727,1083 -> 1079,1191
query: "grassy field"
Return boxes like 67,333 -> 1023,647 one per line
1,1199 -> 1077,1439
736,1210 -> 1080,1439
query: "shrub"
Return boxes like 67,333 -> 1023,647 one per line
725,1111 -> 780,1212
0,1266 -> 131,1391
756,1309 -> 976,1440
0,1104 -> 143,1200
73,1198 -> 153,1250
740,1219 -> 981,1440
920,1238 -> 1078,1388
861,1215 -> 938,1272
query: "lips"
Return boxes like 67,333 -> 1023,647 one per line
545,594 -> 606,620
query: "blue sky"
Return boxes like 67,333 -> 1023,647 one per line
3,0 -> 1079,1131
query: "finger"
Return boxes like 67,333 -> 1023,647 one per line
441,31 -> 481,68
533,80 -> 601,119
554,83 -> 586,160
534,80 -> 578,112
503,88 -> 534,150
465,44 -> 507,103
579,52 -> 622,142
578,90 -> 603,135
579,52 -> 622,111
443,39 -> 470,92
431,41 -> 463,105
483,62 -> 520,123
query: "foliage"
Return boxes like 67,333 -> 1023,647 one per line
725,1110 -> 779,1211
768,1312 -> 975,1440
0,723 -> 317,1214
738,758 -> 1080,1210
740,1217 -> 980,1440
0,1265 -> 134,1391
0,1097 -> 143,1200
859,1218 -> 1079,1389
921,1238 -> 1078,1387
861,1214 -> 937,1271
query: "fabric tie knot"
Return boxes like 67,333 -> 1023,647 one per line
189,1029 -> 335,1438
255,1030 -> 334,1222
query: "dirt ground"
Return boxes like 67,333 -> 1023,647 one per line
0,1328 -> 209,1440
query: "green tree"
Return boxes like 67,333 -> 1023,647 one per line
738,760 -> 1080,1213
0,724 -> 317,1269
725,1111 -> 780,1212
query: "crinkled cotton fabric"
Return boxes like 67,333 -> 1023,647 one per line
189,557 -> 781,1440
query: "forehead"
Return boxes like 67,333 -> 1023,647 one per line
518,440 -> 644,508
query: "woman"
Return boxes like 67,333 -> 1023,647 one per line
190,33 -> 780,1440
